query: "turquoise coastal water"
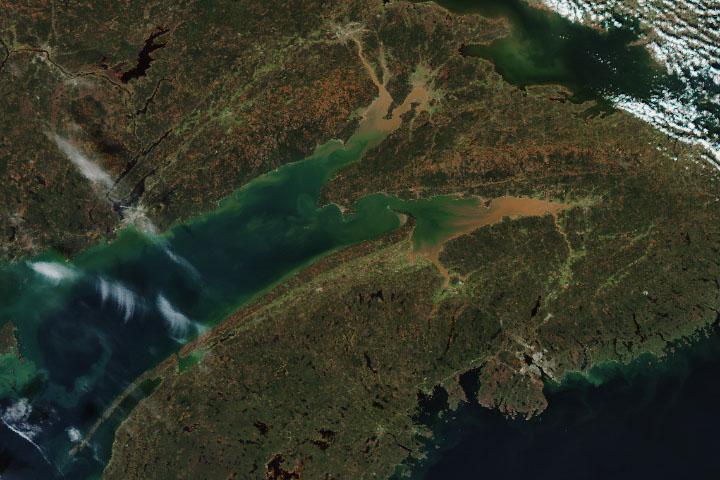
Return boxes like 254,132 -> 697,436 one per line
1,1 -> 719,478
0,91 -> 518,477
0,128 -> 404,477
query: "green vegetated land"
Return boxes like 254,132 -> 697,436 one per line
1,0 -> 720,479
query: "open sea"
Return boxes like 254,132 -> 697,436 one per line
407,331 -> 720,479
406,0 -> 720,477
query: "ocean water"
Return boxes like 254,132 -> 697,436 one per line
0,79 -> 558,477
405,331 -> 720,479
403,0 -> 720,477
2,1 -> 720,478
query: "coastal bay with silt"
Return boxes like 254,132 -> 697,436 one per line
0,42 -> 570,477
1,0 -> 719,478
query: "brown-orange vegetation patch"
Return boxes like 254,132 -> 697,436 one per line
0,322 -> 18,356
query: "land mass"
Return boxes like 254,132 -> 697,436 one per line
1,0 -> 719,479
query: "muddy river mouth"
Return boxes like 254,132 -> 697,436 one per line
0,34 -> 571,479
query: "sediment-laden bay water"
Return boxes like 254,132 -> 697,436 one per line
0,31 -> 570,477
3,1 -> 720,478
0,167 -> 567,478
402,1 -> 720,476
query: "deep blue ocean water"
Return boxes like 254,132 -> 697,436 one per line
1,0 -> 720,478
407,331 -> 720,479
401,1 -> 720,477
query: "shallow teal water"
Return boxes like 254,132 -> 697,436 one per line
2,1 -> 719,477
0,131 -> 394,477
0,105 -> 501,478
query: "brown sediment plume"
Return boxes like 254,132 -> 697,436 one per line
73,30 -> 433,457
348,32 -> 431,144
411,196 -> 572,286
